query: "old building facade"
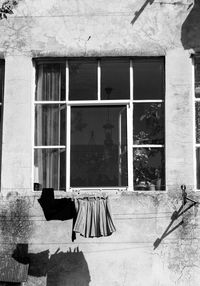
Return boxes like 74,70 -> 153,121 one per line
0,0 -> 199,285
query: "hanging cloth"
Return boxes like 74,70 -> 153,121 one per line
38,188 -> 76,221
73,196 -> 116,238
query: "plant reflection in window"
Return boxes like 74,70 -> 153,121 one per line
133,148 -> 164,191
134,103 -> 164,145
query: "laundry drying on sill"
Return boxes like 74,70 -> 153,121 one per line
38,189 -> 116,238
38,188 -> 76,221
73,196 -> 116,238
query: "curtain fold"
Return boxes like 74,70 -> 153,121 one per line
35,64 -> 62,189
73,197 -> 116,238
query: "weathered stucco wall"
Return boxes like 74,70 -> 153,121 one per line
0,0 -> 199,285
0,0 -> 194,57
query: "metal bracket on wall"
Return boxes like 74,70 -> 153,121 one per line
153,185 -> 199,249
181,184 -> 198,205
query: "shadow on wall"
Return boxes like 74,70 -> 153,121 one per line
181,0 -> 200,50
12,244 -> 91,286
130,0 -> 154,25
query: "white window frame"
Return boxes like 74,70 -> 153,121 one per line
33,58 -> 165,192
194,56 -> 200,190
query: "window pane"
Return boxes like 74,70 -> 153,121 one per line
35,104 -> 66,146
0,62 -> 4,103
69,59 -> 97,100
133,147 -> 165,190
133,103 -> 164,144
196,148 -> 200,189
195,59 -> 200,98
70,106 -> 128,187
195,102 -> 200,143
101,58 -> 130,100
34,149 -> 66,190
35,63 -> 65,101
133,59 -> 164,100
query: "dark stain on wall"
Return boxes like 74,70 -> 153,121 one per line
0,196 -> 33,248
181,0 -> 200,50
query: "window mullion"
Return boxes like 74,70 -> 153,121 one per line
98,60 -> 101,101
128,59 -> 134,190
32,61 -> 36,190
193,58 -> 197,189
127,103 -> 133,190
66,104 -> 71,190
66,60 -> 70,190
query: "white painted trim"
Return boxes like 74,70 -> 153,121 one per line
34,101 -> 66,104
97,60 -> 101,101
133,100 -> 164,103
34,145 -> 66,149
32,61 -> 36,191
132,144 -> 164,148
67,100 -> 131,105
127,103 -> 133,189
66,104 -> 71,190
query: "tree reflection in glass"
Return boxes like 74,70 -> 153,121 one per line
133,147 -> 165,191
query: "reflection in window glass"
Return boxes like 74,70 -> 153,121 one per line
70,106 -> 128,187
34,149 -> 66,190
0,63 -> 4,103
195,60 -> 200,98
133,147 -> 165,191
196,148 -> 200,189
133,59 -> 164,100
101,59 -> 130,100
69,60 -> 97,100
35,63 -> 66,101
35,104 -> 66,146
133,103 -> 164,144
196,102 -> 200,143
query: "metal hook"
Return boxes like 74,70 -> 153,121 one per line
181,185 -> 187,205
181,185 -> 198,205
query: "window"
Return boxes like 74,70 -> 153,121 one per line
0,60 -> 4,184
195,57 -> 200,189
34,58 -> 165,191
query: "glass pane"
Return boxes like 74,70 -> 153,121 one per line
196,102 -> 200,143
35,104 -> 66,146
34,149 -> 66,190
101,58 -> 130,100
70,106 -> 128,187
35,63 -> 65,101
133,147 -> 165,191
0,62 -> 4,103
69,59 -> 97,100
196,148 -> 200,189
133,59 -> 164,100
133,103 -> 164,144
195,60 -> 200,98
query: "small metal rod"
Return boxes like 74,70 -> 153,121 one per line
186,197 -> 198,204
